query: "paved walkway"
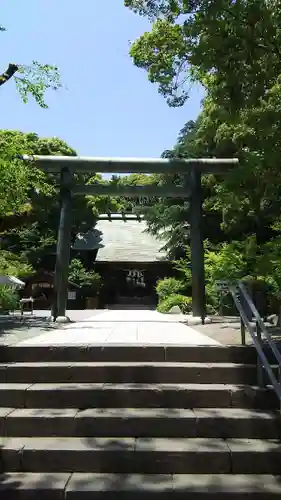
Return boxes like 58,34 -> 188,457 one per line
17,310 -> 220,346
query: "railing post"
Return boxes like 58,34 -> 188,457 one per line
279,365 -> 281,414
51,167 -> 73,322
256,321 -> 265,387
240,317 -> 246,345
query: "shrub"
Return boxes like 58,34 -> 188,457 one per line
0,285 -> 19,311
157,294 -> 192,314
202,241 -> 250,312
69,259 -> 101,294
156,277 -> 185,299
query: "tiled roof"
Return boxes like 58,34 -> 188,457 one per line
72,215 -> 167,262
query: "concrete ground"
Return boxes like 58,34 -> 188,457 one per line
4,310 -> 278,347
0,309 -> 104,346
3,309 -> 220,346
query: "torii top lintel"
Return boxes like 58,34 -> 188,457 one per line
21,155 -> 238,174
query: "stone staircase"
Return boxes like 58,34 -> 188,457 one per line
0,344 -> 280,498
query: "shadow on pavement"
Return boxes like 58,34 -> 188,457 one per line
0,314 -> 58,338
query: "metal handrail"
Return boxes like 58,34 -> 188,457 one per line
227,281 -> 281,403
238,282 -> 281,365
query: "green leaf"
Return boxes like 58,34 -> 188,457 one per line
1,23 -> 62,107
15,61 -> 62,108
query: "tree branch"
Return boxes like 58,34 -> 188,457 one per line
0,63 -> 19,87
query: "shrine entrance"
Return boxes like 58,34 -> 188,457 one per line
21,155 -> 238,323
119,269 -> 146,297
107,267 -> 155,308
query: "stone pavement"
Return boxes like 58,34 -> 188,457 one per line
0,310 -> 102,346
16,309 -> 220,346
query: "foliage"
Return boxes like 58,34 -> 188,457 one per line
109,173 -> 159,213
175,238 -> 258,310
173,249 -> 192,285
139,90 -> 281,251
0,132 -> 75,268
0,250 -> 33,278
15,62 -> 61,109
156,273 -> 191,315
204,241 -> 249,283
0,131 -> 74,218
0,131 -> 122,270
211,236 -> 281,316
126,0 -> 281,248
174,236 -> 281,314
252,235 -> 281,300
86,174 -> 124,217
140,121 -> 199,257
155,276 -> 185,299
157,294 -> 192,314
128,17 -> 191,106
126,1 -> 281,108
203,241 -> 249,309
68,259 -> 101,294
193,87 -> 281,238
0,286 -> 19,311
0,249 -> 32,313
1,24 -> 61,107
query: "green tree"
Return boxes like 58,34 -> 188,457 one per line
125,0 -> 281,248
68,258 -> 101,294
194,81 -> 281,240
125,1 -> 281,109
1,24 -> 61,108
141,121 -> 198,258
0,131 -> 75,221
0,132 -> 120,270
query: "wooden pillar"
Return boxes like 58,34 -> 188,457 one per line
190,167 -> 206,322
52,167 -> 73,321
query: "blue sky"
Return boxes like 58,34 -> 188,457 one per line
1,1 -> 204,158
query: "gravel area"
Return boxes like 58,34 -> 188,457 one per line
192,316 -> 281,345
192,319 -> 251,345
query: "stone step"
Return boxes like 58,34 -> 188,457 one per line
0,362 -> 261,384
0,344 -> 261,364
1,437 -> 281,474
0,383 -> 278,409
1,407 -> 279,439
1,473 -> 281,498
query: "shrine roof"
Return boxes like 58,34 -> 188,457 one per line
72,214 -> 167,262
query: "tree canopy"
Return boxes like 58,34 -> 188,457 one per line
125,1 -> 281,108
0,131 -> 121,272
125,0 -> 281,248
0,131 -> 75,221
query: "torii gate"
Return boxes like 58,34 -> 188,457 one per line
21,156 -> 238,322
